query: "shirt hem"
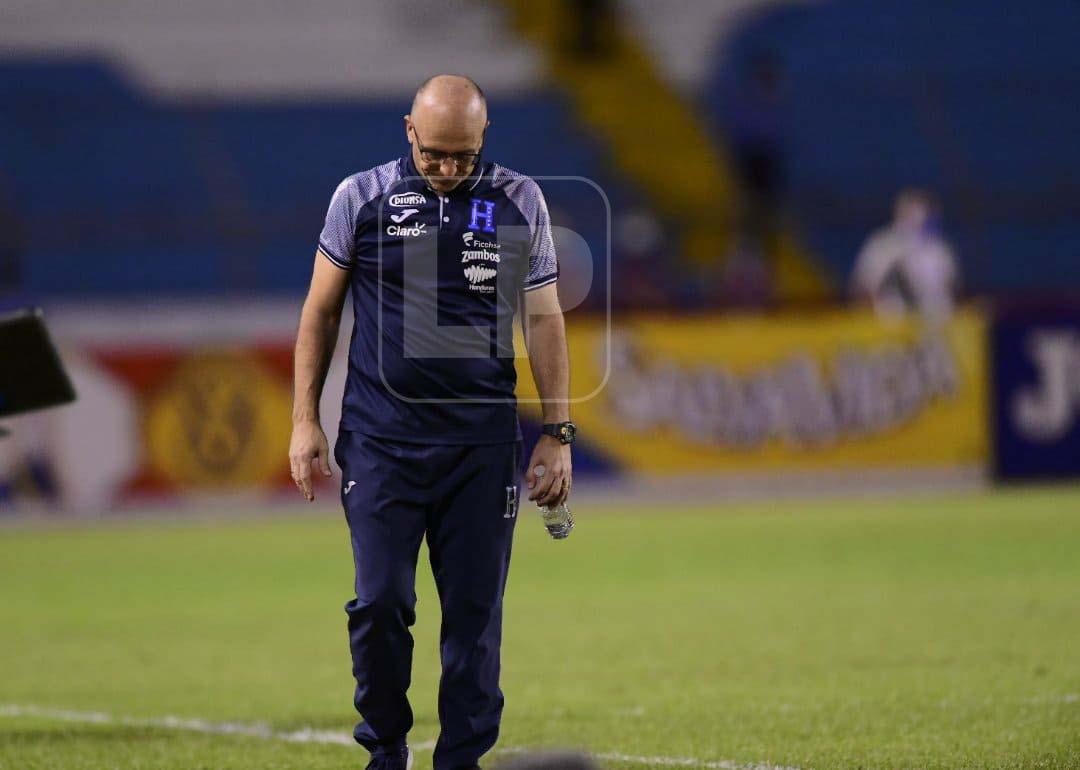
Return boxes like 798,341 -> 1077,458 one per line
318,244 -> 352,269
339,421 -> 522,446
523,272 -> 559,291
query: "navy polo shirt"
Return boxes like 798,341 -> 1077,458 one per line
317,154 -> 558,444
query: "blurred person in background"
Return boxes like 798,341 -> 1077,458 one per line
850,188 -> 959,323
0,424 -> 60,510
612,208 -> 673,311
565,0 -> 614,59
289,74 -> 573,770
718,232 -> 773,309
720,51 -> 787,256
713,50 -> 789,310
0,186 -> 25,297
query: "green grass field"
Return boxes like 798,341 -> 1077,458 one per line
1,487 -> 1078,769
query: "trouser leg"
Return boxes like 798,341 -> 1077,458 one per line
428,441 -> 521,770
337,431 -> 428,753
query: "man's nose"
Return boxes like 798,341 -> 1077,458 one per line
439,158 -> 458,177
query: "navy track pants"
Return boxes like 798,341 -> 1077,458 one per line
334,430 -> 522,770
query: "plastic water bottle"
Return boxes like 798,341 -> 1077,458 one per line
533,465 -> 574,539
539,501 -> 574,540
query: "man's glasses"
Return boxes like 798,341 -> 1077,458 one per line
413,127 -> 483,170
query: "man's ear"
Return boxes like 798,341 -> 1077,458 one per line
404,116 -> 413,142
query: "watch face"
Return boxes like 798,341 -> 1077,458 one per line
562,423 -> 576,443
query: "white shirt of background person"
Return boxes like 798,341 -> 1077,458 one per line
850,189 -> 959,325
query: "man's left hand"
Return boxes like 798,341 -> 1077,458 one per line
525,435 -> 572,507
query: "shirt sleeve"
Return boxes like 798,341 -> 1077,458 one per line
317,177 -> 358,269
523,182 -> 558,291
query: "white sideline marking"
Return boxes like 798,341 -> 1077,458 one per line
1024,693 -> 1079,705
0,703 -> 364,747
500,746 -> 800,769
0,704 -> 799,770
592,752 -> 798,769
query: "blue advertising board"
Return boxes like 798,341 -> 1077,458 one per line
993,307 -> 1080,480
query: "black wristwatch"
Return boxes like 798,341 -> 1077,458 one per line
542,421 -> 577,445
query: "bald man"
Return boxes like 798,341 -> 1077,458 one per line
289,75 -> 574,770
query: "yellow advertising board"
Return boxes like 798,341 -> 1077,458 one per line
515,308 -> 988,474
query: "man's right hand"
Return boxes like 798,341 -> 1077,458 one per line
289,419 -> 333,502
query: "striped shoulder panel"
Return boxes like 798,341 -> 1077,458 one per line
317,159 -> 403,268
489,164 -> 558,289
338,158 -> 404,211
489,163 -> 542,221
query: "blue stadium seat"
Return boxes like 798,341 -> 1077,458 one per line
1,58 -> 623,296
708,0 -> 1080,293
